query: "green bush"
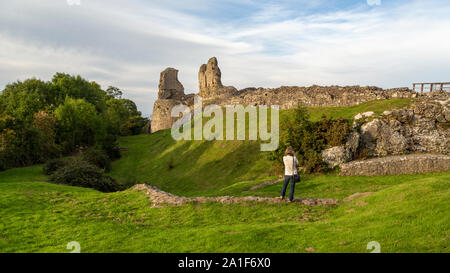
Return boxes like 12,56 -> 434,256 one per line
100,134 -> 121,160
50,160 -> 120,192
0,154 -> 7,171
316,116 -> 352,147
43,158 -> 67,175
271,105 -> 352,174
81,148 -> 111,172
0,74 -> 143,170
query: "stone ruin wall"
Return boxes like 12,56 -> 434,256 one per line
339,154 -> 450,176
213,86 -> 415,109
151,57 -> 421,133
150,57 -> 450,176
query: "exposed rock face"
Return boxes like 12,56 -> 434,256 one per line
322,132 -> 360,167
322,99 -> 449,167
355,112 -> 375,120
340,154 -> 450,176
322,146 -> 350,168
198,57 -> 237,99
359,100 -> 449,156
360,119 -> 411,156
158,68 -> 184,100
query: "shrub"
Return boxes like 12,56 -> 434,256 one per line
81,148 -> 111,172
316,117 -> 352,147
0,154 -> 7,172
271,105 -> 352,174
97,175 -> 125,192
50,160 -> 120,192
43,158 -> 67,175
100,134 -> 121,160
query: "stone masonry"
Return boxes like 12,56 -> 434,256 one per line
339,154 -> 450,176
198,57 -> 237,99
151,57 -> 420,133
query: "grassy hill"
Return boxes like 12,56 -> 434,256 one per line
1,98 -> 448,253
109,98 -> 416,196
0,165 -> 448,252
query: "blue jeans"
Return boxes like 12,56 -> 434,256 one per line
281,175 -> 296,201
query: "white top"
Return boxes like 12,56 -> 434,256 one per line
283,155 -> 299,175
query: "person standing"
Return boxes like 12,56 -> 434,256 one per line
280,147 -> 299,202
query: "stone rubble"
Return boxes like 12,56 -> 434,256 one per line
132,184 -> 339,208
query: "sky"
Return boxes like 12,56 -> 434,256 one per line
1,0 -> 449,117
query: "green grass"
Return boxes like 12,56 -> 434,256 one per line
300,98 -> 415,121
0,166 -> 448,253
109,132 -> 277,196
1,98 -> 448,253
109,98 -> 417,196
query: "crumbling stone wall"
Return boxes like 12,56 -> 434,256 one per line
339,154 -> 450,176
151,57 -> 423,133
218,86 -> 416,109
158,68 -> 184,100
151,68 -> 188,133
198,57 -> 237,99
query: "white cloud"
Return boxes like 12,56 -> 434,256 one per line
367,0 -> 382,6
67,0 -> 81,6
0,0 -> 449,117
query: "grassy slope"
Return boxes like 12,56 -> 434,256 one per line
1,98 -> 449,253
0,166 -> 448,253
109,98 -> 417,196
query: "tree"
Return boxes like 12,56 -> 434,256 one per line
55,97 -> 105,152
33,111 -> 60,159
106,86 -> 123,99
52,73 -> 106,113
0,79 -> 54,122
0,73 -> 145,170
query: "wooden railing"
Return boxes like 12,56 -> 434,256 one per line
413,82 -> 450,93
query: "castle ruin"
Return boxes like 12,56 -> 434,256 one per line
151,57 -> 419,133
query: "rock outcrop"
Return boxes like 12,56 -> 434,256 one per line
360,100 -> 450,156
321,99 -> 449,171
198,57 -> 237,99
322,132 -> 360,168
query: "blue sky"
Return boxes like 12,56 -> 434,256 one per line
1,0 -> 449,117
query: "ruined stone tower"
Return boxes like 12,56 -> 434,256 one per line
150,56 -> 420,134
151,68 -> 186,133
198,57 -> 237,99
158,68 -> 184,100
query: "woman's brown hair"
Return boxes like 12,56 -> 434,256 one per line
285,147 -> 294,156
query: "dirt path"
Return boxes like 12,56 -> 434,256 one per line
132,184 -> 339,207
